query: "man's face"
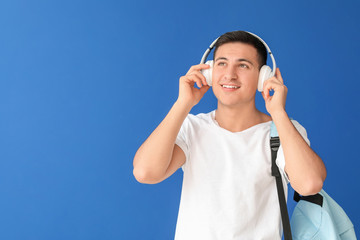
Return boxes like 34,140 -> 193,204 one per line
212,42 -> 260,108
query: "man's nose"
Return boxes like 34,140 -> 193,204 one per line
224,65 -> 237,80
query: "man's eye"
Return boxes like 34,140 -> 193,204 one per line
217,62 -> 226,66
239,64 -> 249,69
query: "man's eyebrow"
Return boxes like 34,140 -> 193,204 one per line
214,57 -> 254,66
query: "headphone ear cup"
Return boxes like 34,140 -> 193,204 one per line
201,60 -> 213,86
258,65 -> 272,92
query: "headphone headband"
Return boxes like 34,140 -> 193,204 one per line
200,31 -> 276,77
200,37 -> 219,64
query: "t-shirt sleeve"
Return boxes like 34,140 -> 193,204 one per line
276,120 -> 310,183
175,116 -> 191,171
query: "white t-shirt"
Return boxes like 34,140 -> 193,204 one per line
174,111 -> 310,240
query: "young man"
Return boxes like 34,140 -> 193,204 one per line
133,31 -> 327,239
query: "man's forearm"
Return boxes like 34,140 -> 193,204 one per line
272,110 -> 327,195
133,100 -> 191,180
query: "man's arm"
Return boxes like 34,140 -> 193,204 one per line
272,111 -> 326,195
262,68 -> 327,196
133,101 -> 190,184
133,64 -> 210,184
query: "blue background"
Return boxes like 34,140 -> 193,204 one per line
0,0 -> 359,239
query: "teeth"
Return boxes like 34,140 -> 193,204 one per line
222,85 -> 239,89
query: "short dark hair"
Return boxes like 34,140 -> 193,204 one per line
213,31 -> 267,69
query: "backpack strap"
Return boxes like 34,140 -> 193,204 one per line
270,122 -> 292,240
294,189 -> 323,207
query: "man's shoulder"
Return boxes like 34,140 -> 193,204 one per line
187,110 -> 215,124
289,119 -> 306,131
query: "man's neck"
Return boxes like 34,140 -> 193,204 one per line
215,101 -> 271,133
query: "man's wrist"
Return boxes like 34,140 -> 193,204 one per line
174,99 -> 193,113
270,109 -> 288,122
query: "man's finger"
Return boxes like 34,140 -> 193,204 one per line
187,64 -> 211,74
275,68 -> 283,84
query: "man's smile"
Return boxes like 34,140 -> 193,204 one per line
221,84 -> 241,89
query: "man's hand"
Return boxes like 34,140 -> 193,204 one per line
261,68 -> 288,116
177,64 -> 211,108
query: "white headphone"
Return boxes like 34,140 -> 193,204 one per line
200,31 -> 276,92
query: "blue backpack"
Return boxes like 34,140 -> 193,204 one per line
270,122 -> 357,240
